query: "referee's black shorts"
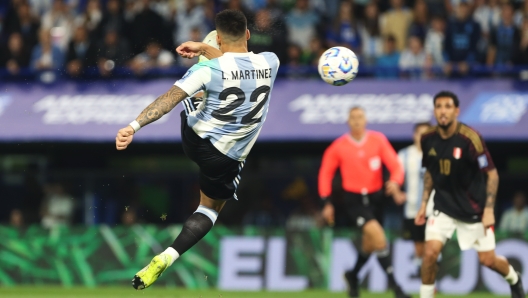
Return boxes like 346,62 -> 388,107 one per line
344,190 -> 385,228
180,111 -> 244,200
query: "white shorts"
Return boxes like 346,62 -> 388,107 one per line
425,211 -> 496,252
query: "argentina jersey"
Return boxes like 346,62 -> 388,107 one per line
399,145 -> 434,219
175,52 -> 280,161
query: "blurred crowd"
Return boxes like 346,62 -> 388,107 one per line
0,0 -> 527,79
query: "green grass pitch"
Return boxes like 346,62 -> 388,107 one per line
0,287 -> 509,298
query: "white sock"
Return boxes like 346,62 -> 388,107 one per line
420,284 -> 435,298
505,265 -> 519,285
161,247 -> 180,266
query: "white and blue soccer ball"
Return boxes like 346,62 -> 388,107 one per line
318,46 -> 359,86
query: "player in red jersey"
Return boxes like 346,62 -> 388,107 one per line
416,91 -> 524,298
318,107 -> 409,298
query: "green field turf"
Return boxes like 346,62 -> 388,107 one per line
0,287 -> 509,298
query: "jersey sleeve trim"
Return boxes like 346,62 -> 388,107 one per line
459,124 -> 484,154
174,63 -> 209,96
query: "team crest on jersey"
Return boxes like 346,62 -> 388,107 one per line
428,148 -> 437,156
453,147 -> 462,159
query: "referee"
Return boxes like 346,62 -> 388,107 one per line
318,107 -> 409,298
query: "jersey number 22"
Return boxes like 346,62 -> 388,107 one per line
211,86 -> 270,125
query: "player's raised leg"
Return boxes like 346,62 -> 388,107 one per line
133,192 -> 226,290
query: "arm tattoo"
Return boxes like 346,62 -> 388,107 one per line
136,86 -> 188,127
421,170 -> 433,203
485,170 -> 499,208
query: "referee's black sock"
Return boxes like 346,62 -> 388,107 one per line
170,205 -> 217,255
375,248 -> 397,287
348,251 -> 370,276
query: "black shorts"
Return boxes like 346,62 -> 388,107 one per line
181,111 -> 244,200
343,190 -> 385,228
402,218 -> 425,242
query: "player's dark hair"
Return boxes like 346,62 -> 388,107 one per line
215,9 -> 247,39
433,91 -> 459,107
414,121 -> 431,131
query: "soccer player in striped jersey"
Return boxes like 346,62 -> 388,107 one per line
115,9 -> 280,290
397,122 -> 435,273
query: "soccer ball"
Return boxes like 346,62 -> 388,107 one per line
198,30 -> 220,63
318,47 -> 359,86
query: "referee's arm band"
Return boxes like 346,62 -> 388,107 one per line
129,120 -> 141,133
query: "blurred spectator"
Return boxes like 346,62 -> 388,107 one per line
224,0 -> 255,25
130,41 -> 174,74
444,2 -> 481,76
487,3 -> 520,66
499,191 -> 528,234
514,0 -> 528,28
202,0 -> 216,32
302,36 -> 326,66
265,0 -> 285,21
96,29 -> 131,76
129,0 -> 165,55
446,0 -> 475,16
285,195 -> 324,230
376,34 -> 400,78
28,0 -> 53,17
360,3 -> 383,66
74,0 -> 102,36
41,0 -> 74,50
399,35 -> 427,76
178,26 -> 202,67
6,2 -> 40,49
9,209 -> 25,228
424,16 -> 445,67
150,0 -> 172,21
521,19 -> 528,64
95,0 -> 128,40
242,196 -> 285,227
41,183 -> 74,229
408,0 -> 429,41
30,29 -> 64,71
285,0 -> 320,50
1,32 -> 31,75
473,0 -> 500,35
285,43 -> 305,78
248,9 -> 287,62
66,26 -> 97,77
380,0 -> 413,52
174,0 -> 207,46
326,1 -> 361,54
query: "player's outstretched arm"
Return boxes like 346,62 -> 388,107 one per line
415,170 -> 433,225
115,86 -> 188,150
136,86 -> 188,127
482,169 -> 499,230
176,42 -> 223,60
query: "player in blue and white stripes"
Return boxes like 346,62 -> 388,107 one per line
397,122 -> 435,270
115,10 -> 280,290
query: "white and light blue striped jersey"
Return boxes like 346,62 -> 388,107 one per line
175,51 -> 280,161
398,145 -> 434,219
